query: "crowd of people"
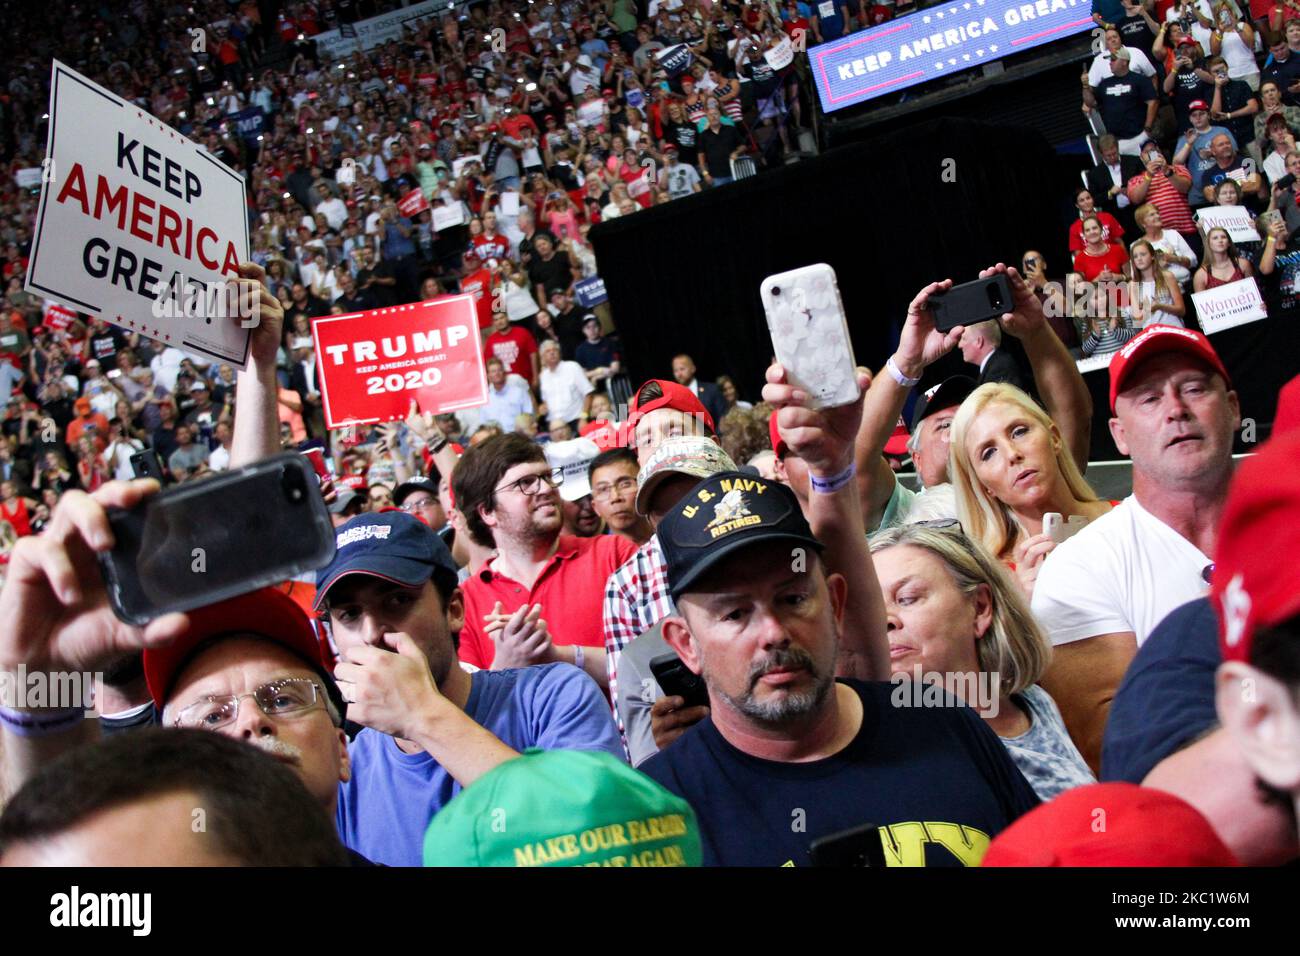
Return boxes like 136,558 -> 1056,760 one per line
1068,0 -> 1300,350
0,0 -> 1297,871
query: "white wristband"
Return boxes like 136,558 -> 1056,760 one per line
885,355 -> 921,388
573,645 -> 585,671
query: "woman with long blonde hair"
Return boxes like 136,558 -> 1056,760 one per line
949,383 -> 1114,597
869,524 -> 1094,800
1125,238 -> 1186,328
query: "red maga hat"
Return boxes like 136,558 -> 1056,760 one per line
623,379 -> 715,449
1108,325 -> 1231,413
982,783 -> 1239,866
143,588 -> 330,710
1212,432 -> 1300,663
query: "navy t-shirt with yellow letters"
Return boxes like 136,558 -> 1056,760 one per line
640,679 -> 1039,866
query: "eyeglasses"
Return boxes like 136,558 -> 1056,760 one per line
173,678 -> 328,730
592,476 -> 636,502
495,469 -> 562,496
400,495 -> 438,512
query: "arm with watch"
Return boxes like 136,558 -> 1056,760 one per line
850,282 -> 965,537
762,363 -> 890,681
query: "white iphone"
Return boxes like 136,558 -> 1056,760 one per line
760,263 -> 861,410
1043,512 -> 1090,544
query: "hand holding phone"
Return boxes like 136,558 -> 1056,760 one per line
98,453 -> 335,625
929,273 -> 1013,332
650,652 -> 709,709
760,264 -> 861,410
0,479 -> 193,677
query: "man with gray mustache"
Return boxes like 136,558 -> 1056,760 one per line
634,372 -> 1040,867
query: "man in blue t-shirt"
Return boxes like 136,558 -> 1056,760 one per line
639,472 -> 1039,866
812,1 -> 853,42
317,512 -> 624,866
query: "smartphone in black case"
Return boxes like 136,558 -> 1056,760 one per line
99,453 -> 336,625
930,274 -> 1013,333
649,652 -> 710,710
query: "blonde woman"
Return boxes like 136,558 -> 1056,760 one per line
1134,203 -> 1196,289
949,383 -> 1115,598
869,525 -> 1094,800
1125,238 -> 1186,328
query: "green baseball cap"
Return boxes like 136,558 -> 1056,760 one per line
423,749 -> 702,867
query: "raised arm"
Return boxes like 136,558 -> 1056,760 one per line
981,263 -> 1094,472
764,366 -> 888,681
229,262 -> 288,468
852,280 -> 966,529
0,481 -> 189,798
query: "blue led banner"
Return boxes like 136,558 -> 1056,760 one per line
810,0 -> 1094,113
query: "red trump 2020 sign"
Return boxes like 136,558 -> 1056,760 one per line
312,295 -> 489,429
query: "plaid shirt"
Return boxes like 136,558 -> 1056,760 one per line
602,534 -> 674,740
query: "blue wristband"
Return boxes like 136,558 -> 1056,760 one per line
0,705 -> 85,738
810,462 -> 856,495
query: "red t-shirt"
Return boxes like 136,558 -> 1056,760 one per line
783,15 -> 811,38
1068,211 -> 1124,252
459,267 -> 495,329
500,113 -> 539,141
485,325 -> 540,384
1,497 -> 32,537
1126,165 -> 1196,234
471,232 -> 510,262
1072,243 -> 1130,282
458,534 -> 637,669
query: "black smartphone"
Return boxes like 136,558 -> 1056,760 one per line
98,453 -> 336,626
649,652 -> 709,709
129,448 -> 165,483
930,274 -> 1013,333
1277,173 -> 1297,191
808,822 -> 888,867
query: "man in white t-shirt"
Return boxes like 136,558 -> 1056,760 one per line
150,346 -> 187,394
537,340 -> 593,428
316,192 -> 349,232
1032,325 -> 1240,771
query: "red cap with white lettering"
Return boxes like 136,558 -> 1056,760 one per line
1108,325 -> 1231,413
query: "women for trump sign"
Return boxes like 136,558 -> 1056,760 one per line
1190,278 -> 1267,335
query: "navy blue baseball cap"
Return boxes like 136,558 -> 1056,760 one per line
393,475 -> 438,507
314,512 -> 460,611
909,375 -> 977,434
658,471 -> 822,600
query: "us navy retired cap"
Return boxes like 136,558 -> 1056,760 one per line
658,472 -> 822,600
314,512 -> 459,610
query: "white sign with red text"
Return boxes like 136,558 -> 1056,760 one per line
1194,205 -> 1258,245
26,61 -> 251,367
